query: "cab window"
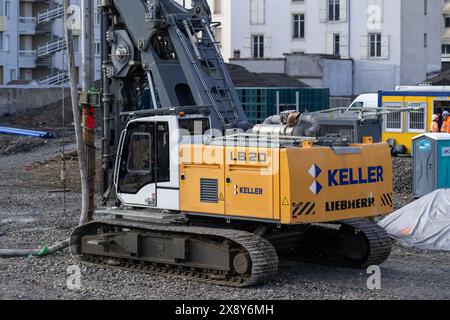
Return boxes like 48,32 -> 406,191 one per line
128,133 -> 152,172
118,123 -> 155,194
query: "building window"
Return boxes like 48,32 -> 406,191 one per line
328,0 -> 340,21
446,16 -> 450,28
250,0 -> 265,25
5,1 -> 10,17
10,69 -> 16,81
292,14 -> 305,39
252,35 -> 264,58
333,33 -> 340,55
424,0 -> 427,15
383,103 -> 403,132
1,34 -> 9,52
95,0 -> 101,24
424,33 -> 427,48
213,0 -> 222,15
442,44 -> 450,54
407,103 -> 426,133
95,42 -> 101,56
73,36 -> 80,53
95,9 -> 100,25
369,33 -> 382,58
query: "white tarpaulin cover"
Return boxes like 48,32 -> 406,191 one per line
379,189 -> 450,251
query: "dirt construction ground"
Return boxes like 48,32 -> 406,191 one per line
0,117 -> 449,300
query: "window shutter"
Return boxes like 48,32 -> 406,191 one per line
319,0 -> 327,22
244,36 -> 251,48
264,36 -> 271,49
340,35 -> 349,57
250,0 -> 258,24
326,33 -> 334,54
340,0 -> 347,22
259,0 -> 266,24
250,0 -> 265,24
381,34 -> 389,59
360,34 -> 368,59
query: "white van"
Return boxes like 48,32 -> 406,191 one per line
348,93 -> 379,109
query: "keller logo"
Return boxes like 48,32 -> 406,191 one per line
234,185 -> 264,196
308,164 -> 323,195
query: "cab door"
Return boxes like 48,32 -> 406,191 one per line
116,121 -> 157,207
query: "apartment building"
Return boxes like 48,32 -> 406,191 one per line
0,0 -> 101,86
178,0 -> 443,95
442,0 -> 450,63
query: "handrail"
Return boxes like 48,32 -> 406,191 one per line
37,5 -> 64,24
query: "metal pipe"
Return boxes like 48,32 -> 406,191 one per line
81,0 -> 96,221
101,2 -> 112,200
276,91 -> 280,115
0,127 -> 54,139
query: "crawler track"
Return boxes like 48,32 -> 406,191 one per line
71,218 -> 391,287
70,219 -> 278,287
289,219 -> 393,268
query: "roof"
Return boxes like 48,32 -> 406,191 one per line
6,80 -> 35,85
426,70 -> 450,86
227,64 -> 309,88
413,133 -> 450,141
379,90 -> 450,97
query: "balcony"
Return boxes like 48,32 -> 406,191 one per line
18,17 -> 37,35
18,50 -> 37,68
0,16 -> 6,32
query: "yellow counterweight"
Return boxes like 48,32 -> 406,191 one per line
179,142 -> 393,225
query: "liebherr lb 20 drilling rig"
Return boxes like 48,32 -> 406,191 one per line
70,0 -> 393,286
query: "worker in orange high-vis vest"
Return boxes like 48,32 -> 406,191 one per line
441,111 -> 450,133
430,114 -> 440,133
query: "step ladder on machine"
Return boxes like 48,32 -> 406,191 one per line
180,18 -> 241,128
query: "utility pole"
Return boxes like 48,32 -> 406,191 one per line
63,0 -> 90,226
81,0 -> 96,222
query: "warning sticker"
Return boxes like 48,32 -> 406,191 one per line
282,197 -> 289,206
219,193 -> 225,202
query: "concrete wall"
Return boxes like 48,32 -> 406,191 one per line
322,59 -> 353,96
285,54 -> 353,96
353,61 -> 400,93
230,54 -> 353,96
0,86 -> 71,116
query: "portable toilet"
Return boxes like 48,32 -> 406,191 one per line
412,133 -> 450,197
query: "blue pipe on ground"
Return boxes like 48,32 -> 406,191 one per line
0,126 -> 54,139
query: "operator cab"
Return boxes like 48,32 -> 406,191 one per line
114,115 -> 211,210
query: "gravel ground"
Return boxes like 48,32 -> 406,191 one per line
0,136 -> 449,300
